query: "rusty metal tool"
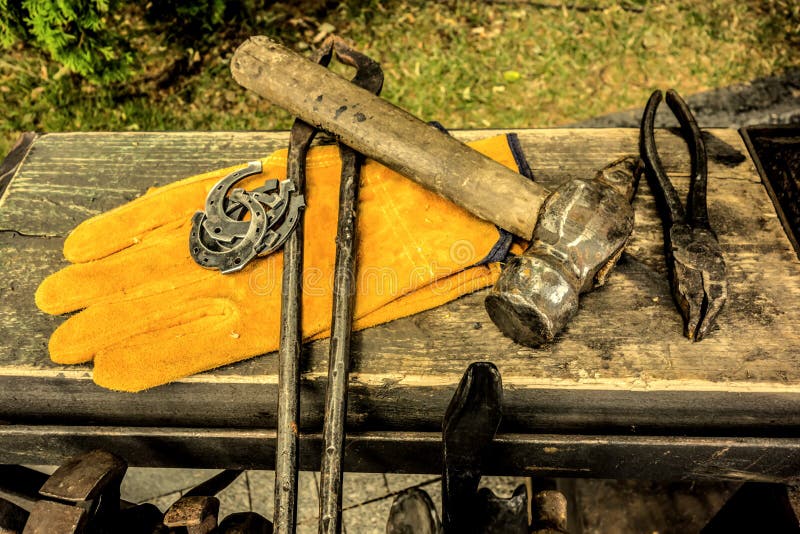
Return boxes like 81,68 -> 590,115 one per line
442,362 -> 532,534
272,124 -> 312,533
529,490 -> 569,534
385,488 -> 441,534
165,469 -> 264,533
442,362 -> 503,533
273,44 -> 333,534
22,449 -> 127,533
163,495 -> 219,533
316,38 -> 383,534
385,362 -> 533,533
485,156 -> 639,345
230,37 -> 638,347
640,89 -> 727,341
4,457 -> 161,534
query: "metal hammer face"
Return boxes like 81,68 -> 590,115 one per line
486,157 -> 640,346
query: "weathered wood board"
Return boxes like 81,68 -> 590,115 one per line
1,129 -> 799,437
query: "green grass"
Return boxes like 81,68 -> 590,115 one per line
1,0 -> 798,156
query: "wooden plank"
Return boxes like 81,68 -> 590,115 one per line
0,129 -> 798,434
1,425 -> 799,483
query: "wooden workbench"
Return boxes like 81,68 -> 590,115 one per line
1,129 -> 799,481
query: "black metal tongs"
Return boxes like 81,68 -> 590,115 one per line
275,38 -> 382,534
640,89 -> 727,341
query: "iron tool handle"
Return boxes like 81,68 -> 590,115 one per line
231,36 -> 549,240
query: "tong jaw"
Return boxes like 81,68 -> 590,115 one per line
669,222 -> 727,341
641,89 -> 727,341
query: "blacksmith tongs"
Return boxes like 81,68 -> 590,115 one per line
640,89 -> 727,341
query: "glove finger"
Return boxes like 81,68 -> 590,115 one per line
88,291 -> 284,391
36,219 -> 217,315
48,286 -> 255,365
91,315 -> 263,392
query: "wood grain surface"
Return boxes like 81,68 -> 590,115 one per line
1,129 -> 798,436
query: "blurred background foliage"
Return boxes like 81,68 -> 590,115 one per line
1,0 -> 798,156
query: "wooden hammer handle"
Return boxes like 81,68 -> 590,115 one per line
231,36 -> 548,240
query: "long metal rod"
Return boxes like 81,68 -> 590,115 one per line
318,145 -> 362,534
309,38 -> 383,534
274,121 -> 316,533
274,41 -> 336,533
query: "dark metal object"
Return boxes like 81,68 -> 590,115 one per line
217,512 -> 273,533
740,125 -> 800,258
701,482 -> 800,533
474,486 -> 529,533
388,363 -> 538,533
163,468 -> 257,533
163,495 -> 219,534
273,41 -> 332,534
529,489 -> 569,534
386,488 -> 441,534
115,504 -> 166,534
18,450 -> 127,533
441,362 -> 531,533
0,466 -> 50,512
231,36 -> 549,240
442,362 -> 503,533
272,122 -> 315,533
485,156 -> 639,346
641,89 -> 727,341
39,449 -> 126,504
22,500 -> 88,534
189,161 -> 306,273
0,497 -> 28,534
441,364 -> 572,533
37,449 -> 126,532
317,38 -> 383,534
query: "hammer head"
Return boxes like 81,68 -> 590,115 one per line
485,253 -> 579,346
486,157 -> 640,346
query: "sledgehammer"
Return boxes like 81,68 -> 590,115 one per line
231,36 -> 638,346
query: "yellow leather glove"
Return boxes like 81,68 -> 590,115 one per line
35,135 -> 525,392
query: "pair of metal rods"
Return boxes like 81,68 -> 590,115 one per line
273,38 -> 383,534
